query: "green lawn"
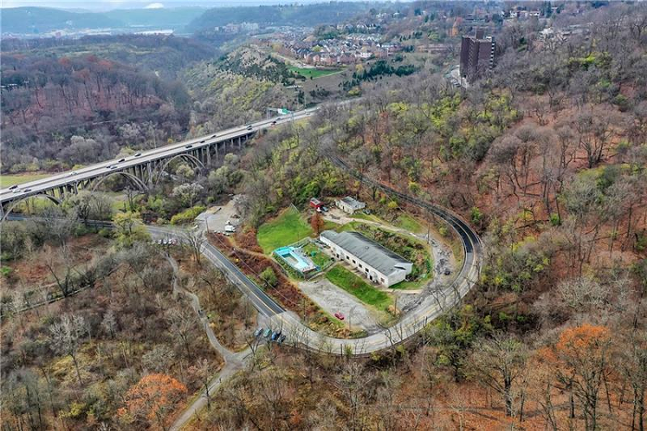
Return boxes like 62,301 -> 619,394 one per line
351,212 -> 380,222
352,212 -> 425,234
393,213 -> 425,234
257,207 -> 314,254
390,275 -> 432,290
1,172 -> 50,188
323,220 -> 341,231
302,242 -> 332,268
288,66 -> 342,79
325,265 -> 393,312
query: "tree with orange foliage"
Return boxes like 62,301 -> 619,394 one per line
119,373 -> 187,429
310,212 -> 325,235
553,324 -> 612,431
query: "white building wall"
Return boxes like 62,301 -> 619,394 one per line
335,198 -> 366,215
321,235 -> 404,287
336,200 -> 353,214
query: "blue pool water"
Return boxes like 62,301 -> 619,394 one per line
275,246 -> 316,272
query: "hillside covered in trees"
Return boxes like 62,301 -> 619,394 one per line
1,1 -> 646,430
1,52 -> 191,173
187,2 -> 378,33
192,3 -> 646,429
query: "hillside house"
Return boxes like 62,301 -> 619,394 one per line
336,196 -> 366,214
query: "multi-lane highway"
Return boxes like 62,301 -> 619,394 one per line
0,107 -> 318,209
3,100 -> 481,356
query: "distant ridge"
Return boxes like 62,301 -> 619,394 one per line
0,6 -> 205,35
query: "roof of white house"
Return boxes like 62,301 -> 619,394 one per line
320,230 -> 410,276
339,196 -> 365,209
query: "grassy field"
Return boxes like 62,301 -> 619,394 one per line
288,66 -> 342,79
1,172 -> 50,188
325,265 -> 393,312
350,212 -> 380,222
393,213 -> 425,234
352,212 -> 425,234
302,242 -> 333,268
390,274 -> 432,290
257,207 -> 314,254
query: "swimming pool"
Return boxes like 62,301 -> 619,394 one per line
275,246 -> 317,273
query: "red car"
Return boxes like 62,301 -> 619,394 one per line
334,312 -> 345,321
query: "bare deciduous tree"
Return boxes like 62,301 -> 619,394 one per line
468,333 -> 528,417
49,313 -> 87,385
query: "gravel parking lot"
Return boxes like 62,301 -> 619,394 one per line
196,195 -> 242,234
299,277 -> 383,334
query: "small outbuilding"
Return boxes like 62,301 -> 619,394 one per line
309,198 -> 323,210
336,196 -> 366,214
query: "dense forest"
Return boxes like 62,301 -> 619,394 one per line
1,1 -> 646,430
187,2 -> 379,33
1,52 -> 191,173
197,3 -> 647,429
1,35 -> 217,80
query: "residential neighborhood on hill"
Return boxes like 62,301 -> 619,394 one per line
1,1 -> 646,430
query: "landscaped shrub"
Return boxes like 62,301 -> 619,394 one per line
170,206 -> 206,225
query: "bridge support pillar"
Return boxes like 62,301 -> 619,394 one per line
147,162 -> 153,184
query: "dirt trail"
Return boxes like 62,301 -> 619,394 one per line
164,255 -> 251,431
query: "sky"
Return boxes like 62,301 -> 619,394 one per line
0,0 -> 376,11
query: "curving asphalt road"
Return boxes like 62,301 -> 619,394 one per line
150,155 -> 482,356
7,160 -> 482,357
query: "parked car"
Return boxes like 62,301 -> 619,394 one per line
334,312 -> 345,321
271,332 -> 281,341
271,120 -> 277,125
321,206 -> 329,212
278,335 -> 286,344
254,328 -> 263,337
263,328 -> 272,338
444,268 -> 451,276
